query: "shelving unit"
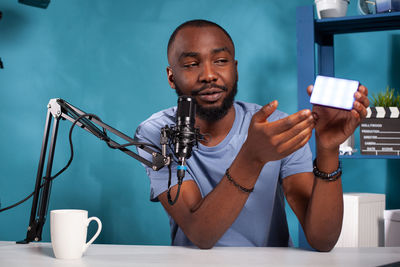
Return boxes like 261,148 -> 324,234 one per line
295,7 -> 400,248
296,5 -> 400,159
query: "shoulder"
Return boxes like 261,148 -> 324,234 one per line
135,106 -> 176,138
235,101 -> 288,122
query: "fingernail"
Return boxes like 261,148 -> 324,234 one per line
302,109 -> 311,116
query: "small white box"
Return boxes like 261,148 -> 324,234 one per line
384,209 -> 400,247
336,193 -> 385,247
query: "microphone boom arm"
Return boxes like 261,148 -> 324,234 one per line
18,98 -> 170,244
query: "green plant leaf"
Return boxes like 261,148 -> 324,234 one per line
370,86 -> 400,107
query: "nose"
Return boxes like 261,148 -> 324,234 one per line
199,61 -> 217,83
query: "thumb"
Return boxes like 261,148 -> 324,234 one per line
307,85 -> 313,97
253,100 -> 278,122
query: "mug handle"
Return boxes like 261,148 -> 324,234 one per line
83,216 -> 102,253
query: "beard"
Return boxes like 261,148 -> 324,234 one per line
175,81 -> 238,123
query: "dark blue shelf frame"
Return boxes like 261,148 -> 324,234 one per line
295,6 -> 400,249
296,5 -> 400,159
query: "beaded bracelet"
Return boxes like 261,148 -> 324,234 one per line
225,168 -> 254,193
313,159 -> 342,181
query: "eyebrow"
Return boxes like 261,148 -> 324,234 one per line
212,47 -> 232,55
178,47 -> 232,61
179,52 -> 199,61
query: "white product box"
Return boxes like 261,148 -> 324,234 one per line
336,193 -> 385,247
384,209 -> 400,247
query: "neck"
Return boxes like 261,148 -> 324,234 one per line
195,105 -> 235,147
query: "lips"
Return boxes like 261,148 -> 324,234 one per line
197,88 -> 225,102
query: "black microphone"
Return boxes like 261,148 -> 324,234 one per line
174,96 -> 198,181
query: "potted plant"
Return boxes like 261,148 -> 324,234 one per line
360,87 -> 400,155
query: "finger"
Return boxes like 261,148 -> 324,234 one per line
307,85 -> 313,97
358,84 -> 368,97
276,126 -> 313,158
252,100 -> 278,123
354,91 -> 370,108
351,109 -> 360,120
268,109 -> 313,135
273,115 -> 315,146
352,101 -> 367,120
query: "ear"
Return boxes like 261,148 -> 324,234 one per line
235,60 -> 239,82
166,66 -> 176,89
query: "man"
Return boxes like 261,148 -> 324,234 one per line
135,20 -> 369,250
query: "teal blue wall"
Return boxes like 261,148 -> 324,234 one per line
0,0 -> 399,246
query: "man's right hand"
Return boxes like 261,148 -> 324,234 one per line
241,100 -> 315,166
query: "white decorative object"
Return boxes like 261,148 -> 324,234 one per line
315,0 -> 350,19
336,193 -> 385,247
340,134 -> 356,155
358,0 -> 377,15
360,107 -> 400,156
376,0 -> 400,13
384,209 -> 400,247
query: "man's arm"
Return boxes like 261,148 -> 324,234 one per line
158,152 -> 262,249
282,84 -> 369,252
158,101 -> 315,249
282,168 -> 343,252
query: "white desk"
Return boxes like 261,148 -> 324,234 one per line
1,241 -> 400,267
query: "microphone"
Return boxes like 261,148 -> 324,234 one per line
173,96 -> 198,181
164,96 -> 201,205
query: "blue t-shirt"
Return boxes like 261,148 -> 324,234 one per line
135,101 -> 312,247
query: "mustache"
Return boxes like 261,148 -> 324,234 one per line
192,83 -> 228,96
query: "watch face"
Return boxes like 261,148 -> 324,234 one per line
310,75 -> 359,110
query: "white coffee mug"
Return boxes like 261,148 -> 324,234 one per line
50,209 -> 102,259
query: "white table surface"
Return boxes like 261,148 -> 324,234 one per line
1,241 -> 400,267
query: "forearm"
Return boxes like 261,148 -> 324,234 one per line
304,145 -> 343,251
175,145 -> 264,249
299,82 -> 368,251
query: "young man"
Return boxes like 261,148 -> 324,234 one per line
135,20 -> 369,250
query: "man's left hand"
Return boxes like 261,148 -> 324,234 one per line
307,84 -> 369,151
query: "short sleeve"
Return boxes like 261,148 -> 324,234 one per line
279,143 -> 313,179
135,119 -> 194,202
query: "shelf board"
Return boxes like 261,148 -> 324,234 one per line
340,154 -> 400,159
315,11 -> 400,35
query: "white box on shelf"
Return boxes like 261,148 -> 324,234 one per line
336,193 -> 385,247
384,209 -> 400,247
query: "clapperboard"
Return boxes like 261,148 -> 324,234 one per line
360,107 -> 400,155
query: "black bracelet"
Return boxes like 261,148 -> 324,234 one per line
225,168 -> 254,193
313,159 -> 342,181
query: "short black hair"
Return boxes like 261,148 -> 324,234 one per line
167,19 -> 234,57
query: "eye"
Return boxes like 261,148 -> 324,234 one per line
215,58 -> 229,65
183,62 -> 199,68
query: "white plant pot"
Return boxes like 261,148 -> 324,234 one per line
315,0 -> 350,19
